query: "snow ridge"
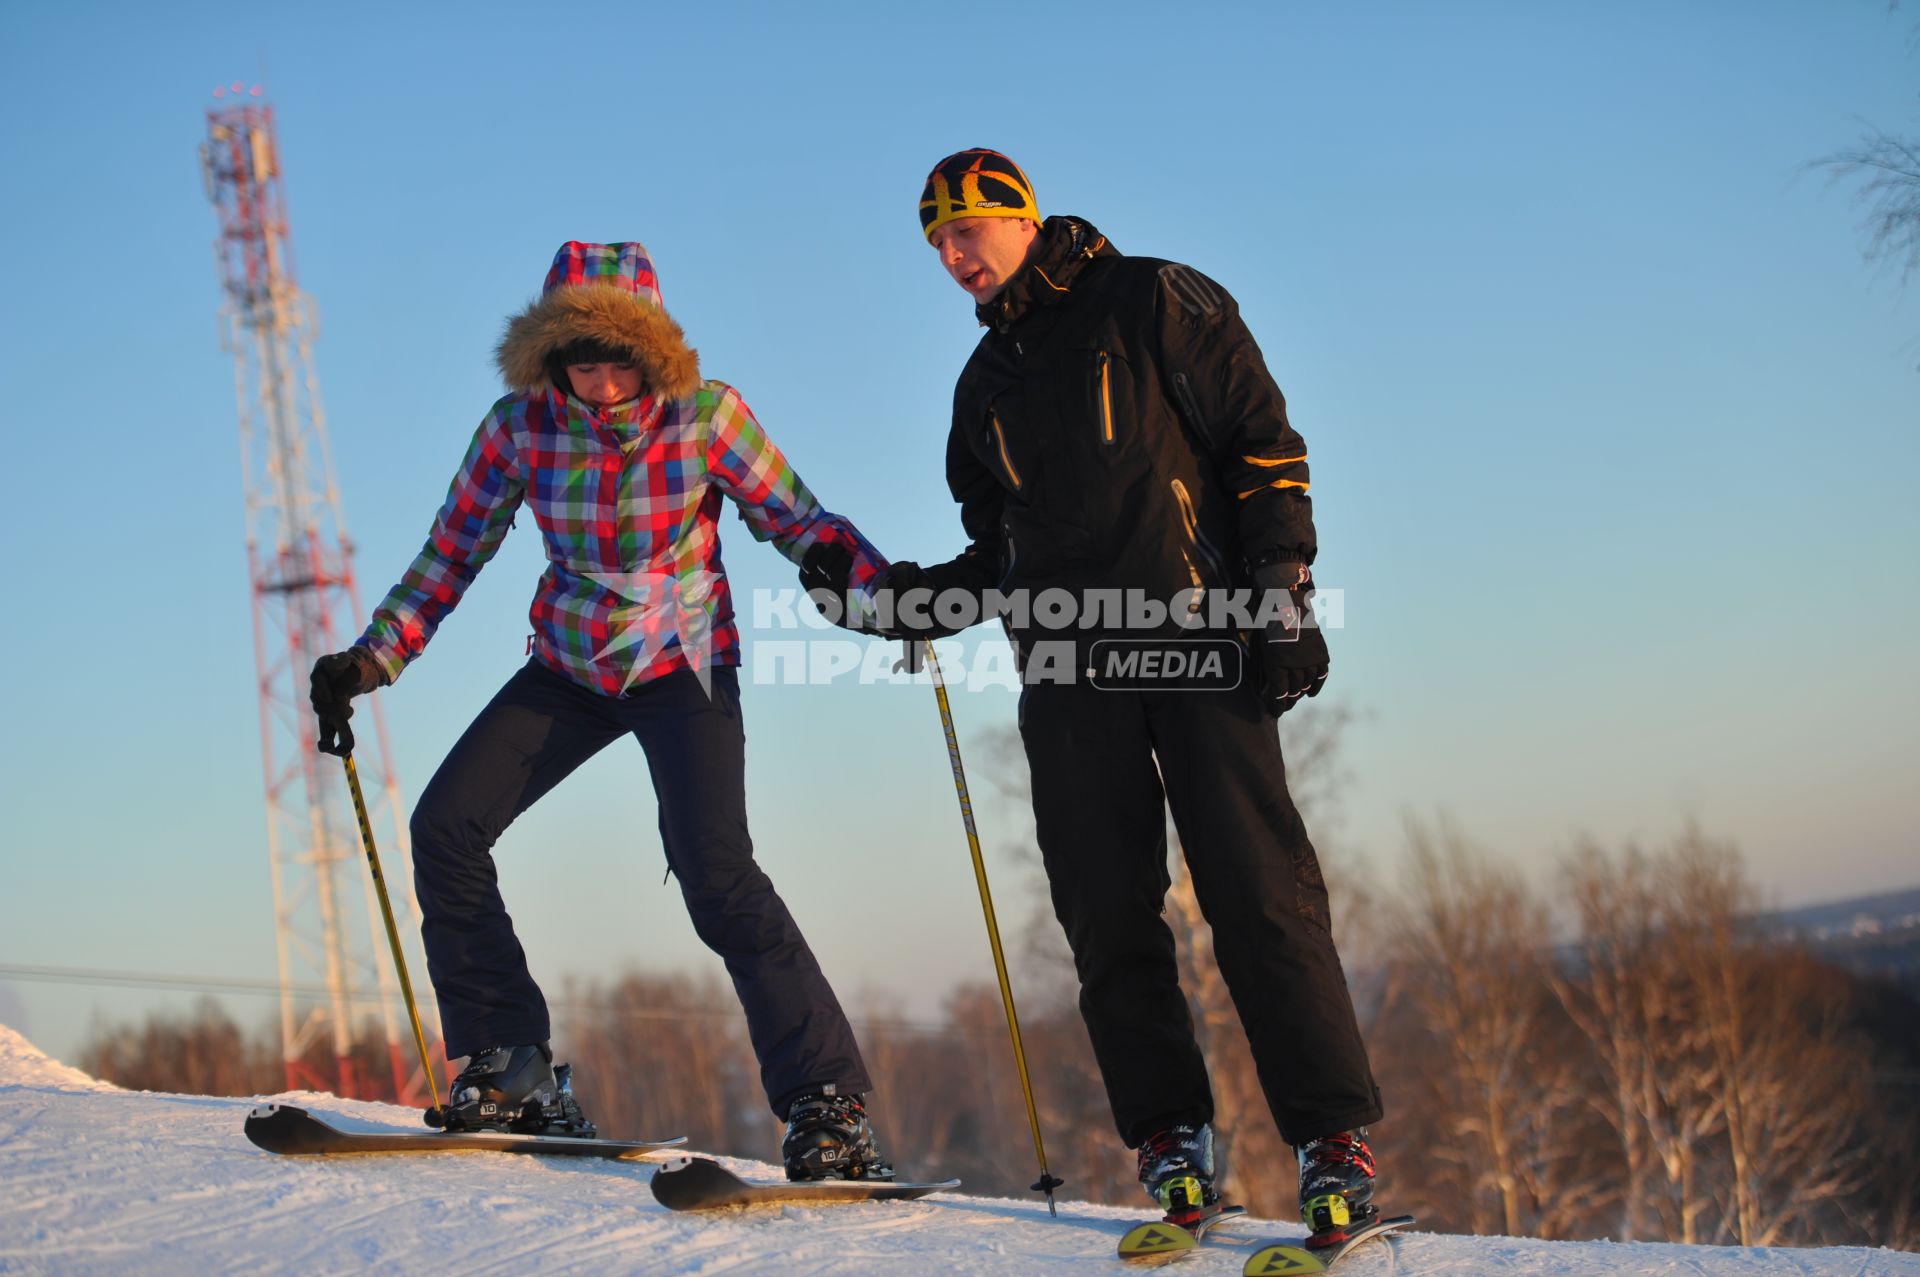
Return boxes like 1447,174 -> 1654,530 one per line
0,1023 -> 1913,1276
0,1022 -> 112,1092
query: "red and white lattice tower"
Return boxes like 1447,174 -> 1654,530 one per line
200,86 -> 440,1102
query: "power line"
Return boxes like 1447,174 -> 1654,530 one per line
0,962 -> 1001,1042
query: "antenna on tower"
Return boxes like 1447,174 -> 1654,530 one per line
200,93 -> 442,1104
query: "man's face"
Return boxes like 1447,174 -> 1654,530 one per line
566,362 -> 644,408
929,216 -> 1040,303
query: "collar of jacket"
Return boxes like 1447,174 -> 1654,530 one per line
976,215 -> 1116,333
546,386 -> 666,447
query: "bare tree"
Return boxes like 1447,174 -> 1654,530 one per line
79,999 -> 357,1099
559,971 -> 765,1155
1810,8 -> 1920,363
1656,835 -> 1878,1246
1819,125 -> 1920,285
1375,825 -> 1598,1238
1546,832 -> 1900,1246
1550,841 -> 1723,1242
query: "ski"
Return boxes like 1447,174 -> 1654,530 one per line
1241,1214 -> 1416,1275
648,1156 -> 959,1210
1117,1204 -> 1248,1262
244,1103 -> 685,1160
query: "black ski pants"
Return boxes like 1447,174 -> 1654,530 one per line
1018,672 -> 1382,1148
409,658 -> 870,1117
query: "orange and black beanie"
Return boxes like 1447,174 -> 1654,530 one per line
919,148 -> 1040,242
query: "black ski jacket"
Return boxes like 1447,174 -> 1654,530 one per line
927,215 -> 1317,643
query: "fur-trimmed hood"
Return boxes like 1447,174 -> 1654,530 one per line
495,241 -> 701,400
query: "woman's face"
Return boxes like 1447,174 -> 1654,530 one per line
566,362 -> 644,408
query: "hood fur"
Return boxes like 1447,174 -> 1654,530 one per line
495,242 -> 700,399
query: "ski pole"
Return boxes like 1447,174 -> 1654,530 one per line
918,639 -> 1065,1215
342,752 -> 446,1120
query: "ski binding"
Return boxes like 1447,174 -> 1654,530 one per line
1243,1213 -> 1416,1274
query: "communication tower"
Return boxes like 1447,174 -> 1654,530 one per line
200,86 -> 439,1101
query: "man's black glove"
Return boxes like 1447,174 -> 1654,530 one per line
1251,561 -> 1329,717
799,541 -> 873,632
310,648 -> 386,757
870,560 -> 967,640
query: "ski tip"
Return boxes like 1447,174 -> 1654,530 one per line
649,1157 -> 742,1209
1117,1220 -> 1199,1262
1243,1244 -> 1327,1276
243,1103 -> 318,1154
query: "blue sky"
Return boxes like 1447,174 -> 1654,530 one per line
1,1 -> 1915,1063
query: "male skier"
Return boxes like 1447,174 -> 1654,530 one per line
810,149 -> 1385,1237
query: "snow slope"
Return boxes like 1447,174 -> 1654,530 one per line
0,1024 -> 1912,1276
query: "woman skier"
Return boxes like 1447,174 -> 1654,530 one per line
309,240 -> 892,1181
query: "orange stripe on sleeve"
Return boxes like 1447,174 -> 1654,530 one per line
1237,477 -> 1310,500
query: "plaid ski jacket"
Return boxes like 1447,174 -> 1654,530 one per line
356,382 -> 883,695
355,240 -> 883,696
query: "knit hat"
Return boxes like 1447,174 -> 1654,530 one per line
919,149 -> 1040,242
495,241 -> 701,398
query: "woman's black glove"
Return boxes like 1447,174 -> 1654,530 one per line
798,544 -> 964,640
1251,561 -> 1329,717
310,648 -> 387,756
799,542 -> 873,632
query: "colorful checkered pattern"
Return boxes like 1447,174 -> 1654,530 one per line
543,241 -> 663,308
356,382 -> 885,696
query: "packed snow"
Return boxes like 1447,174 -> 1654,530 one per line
0,1023 -> 1911,1275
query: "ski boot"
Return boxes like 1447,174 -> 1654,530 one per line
782,1088 -> 895,1181
1137,1123 -> 1221,1223
429,1042 -> 597,1137
1297,1127 -> 1378,1246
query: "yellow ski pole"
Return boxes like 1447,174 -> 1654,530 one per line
342,752 -> 446,1120
918,639 -> 1065,1215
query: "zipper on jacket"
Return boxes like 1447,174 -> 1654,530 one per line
1170,478 -> 1228,587
1178,548 -> 1205,609
1095,351 -> 1115,446
999,534 -> 1019,590
990,409 -> 1024,490
1169,371 -> 1214,450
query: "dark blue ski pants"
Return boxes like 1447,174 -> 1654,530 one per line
409,658 -> 870,1116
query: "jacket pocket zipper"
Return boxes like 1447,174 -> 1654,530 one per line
990,410 -> 1024,490
1170,478 -> 1228,587
1169,371 -> 1213,450
1095,351 -> 1115,446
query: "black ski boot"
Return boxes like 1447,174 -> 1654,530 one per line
782,1089 -> 894,1181
1137,1123 -> 1221,1220
431,1042 -> 597,1137
1297,1128 -> 1378,1244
